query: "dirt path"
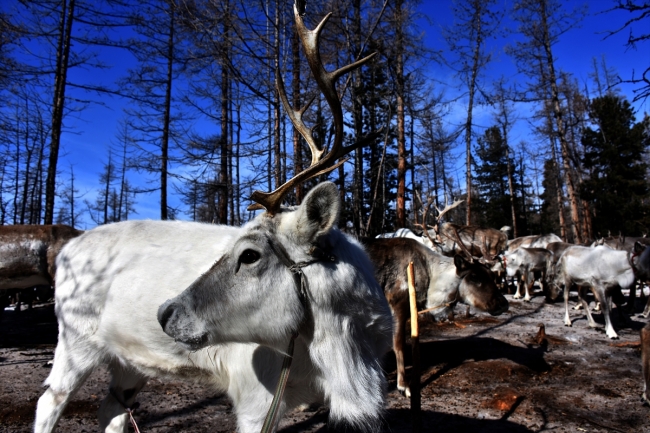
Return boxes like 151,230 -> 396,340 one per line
1,290 -> 649,432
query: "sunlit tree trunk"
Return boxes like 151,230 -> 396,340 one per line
45,0 -> 75,224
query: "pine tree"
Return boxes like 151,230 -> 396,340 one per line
581,94 -> 650,235
473,126 -> 524,230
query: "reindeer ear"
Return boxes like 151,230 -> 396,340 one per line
453,254 -> 471,276
307,254 -> 392,432
294,182 -> 340,243
635,241 -> 646,255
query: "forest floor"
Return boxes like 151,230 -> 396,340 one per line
1,286 -> 649,433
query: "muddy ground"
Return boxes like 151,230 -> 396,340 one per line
1,287 -> 649,433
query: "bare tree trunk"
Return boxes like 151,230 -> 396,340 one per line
505,145 -> 518,237
464,3 -> 485,226
20,123 -> 32,225
352,0 -> 363,235
160,1 -> 175,221
550,137 -> 567,241
272,1 -> 281,194
45,0 -> 75,225
539,1 -> 581,243
395,0 -> 407,228
229,79 -> 234,224
235,84 -> 242,223
218,0 -> 230,224
464,87 -> 476,225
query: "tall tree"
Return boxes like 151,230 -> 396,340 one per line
492,79 -> 519,236
581,94 -> 650,235
473,126 -> 523,230
444,0 -> 503,225
510,0 -> 586,242
122,0 -> 190,221
394,0 -> 407,229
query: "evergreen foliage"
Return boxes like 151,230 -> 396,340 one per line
580,94 -> 650,235
472,126 -> 527,230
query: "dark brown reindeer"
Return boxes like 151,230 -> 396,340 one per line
361,237 -> 508,397
0,224 -> 82,312
418,198 -> 510,263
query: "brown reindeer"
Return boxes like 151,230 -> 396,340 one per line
0,224 -> 82,311
362,237 -> 508,397
418,198 -> 510,263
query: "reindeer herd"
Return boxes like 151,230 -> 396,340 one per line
0,3 -> 648,432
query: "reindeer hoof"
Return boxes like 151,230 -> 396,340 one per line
397,384 -> 411,398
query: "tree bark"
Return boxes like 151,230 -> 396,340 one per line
505,144 -> 518,237
160,1 -> 175,221
218,0 -> 231,224
464,1 -> 485,226
539,0 -> 581,243
44,0 -> 75,225
550,136 -> 567,241
272,1 -> 281,196
352,0 -> 364,235
395,0 -> 407,228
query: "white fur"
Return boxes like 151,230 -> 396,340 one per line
556,245 -> 634,339
34,183 -> 393,433
423,254 -> 465,319
503,248 -> 552,302
376,228 -> 435,249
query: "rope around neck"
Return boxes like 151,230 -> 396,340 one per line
260,335 -> 297,433
260,236 -> 336,433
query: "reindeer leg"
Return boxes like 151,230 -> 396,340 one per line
643,293 -> 650,319
513,274 -> 524,299
626,281 -> 637,313
581,286 -> 603,330
391,299 -> 410,398
594,287 -> 618,339
99,362 -> 148,433
564,282 -> 573,327
34,333 -> 98,433
524,270 -> 534,302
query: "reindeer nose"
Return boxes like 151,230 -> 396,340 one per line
158,299 -> 182,333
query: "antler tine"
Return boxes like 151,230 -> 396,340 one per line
248,3 -> 376,216
275,66 -> 323,166
419,197 -> 438,244
434,199 -> 463,224
451,224 -> 477,263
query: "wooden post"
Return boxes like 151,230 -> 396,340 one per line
407,262 -> 421,432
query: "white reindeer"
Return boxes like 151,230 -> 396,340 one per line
34,183 -> 393,433
35,6 -> 392,433
555,245 -> 634,339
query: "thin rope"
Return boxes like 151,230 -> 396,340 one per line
109,388 -> 141,433
260,335 -> 297,433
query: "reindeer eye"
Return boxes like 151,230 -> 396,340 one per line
239,249 -> 260,265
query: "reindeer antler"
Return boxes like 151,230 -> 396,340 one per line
419,197 -> 439,245
248,4 -> 377,216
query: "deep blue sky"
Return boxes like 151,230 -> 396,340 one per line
55,1 -> 650,227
